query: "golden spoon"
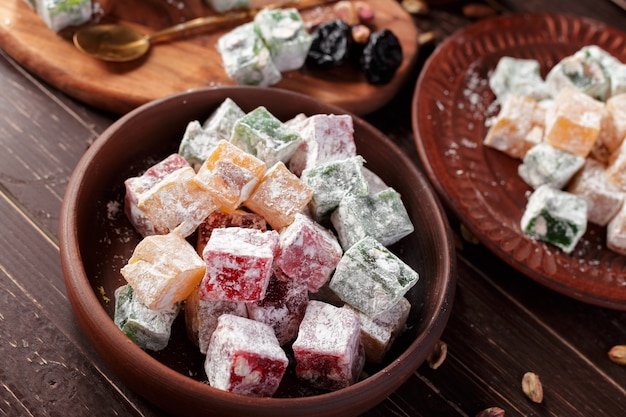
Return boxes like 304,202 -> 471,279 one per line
73,0 -> 334,62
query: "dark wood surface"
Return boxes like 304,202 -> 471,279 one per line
2,1 -> 626,416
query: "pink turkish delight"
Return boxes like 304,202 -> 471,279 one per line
196,210 -> 267,255
288,114 -> 357,176
184,287 -> 248,354
292,300 -> 365,391
124,154 -> 190,236
274,213 -> 343,292
246,268 -> 309,345
205,314 -> 288,397
199,227 -> 279,302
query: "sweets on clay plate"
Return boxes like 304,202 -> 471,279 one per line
484,46 -> 626,255
114,98 -> 419,397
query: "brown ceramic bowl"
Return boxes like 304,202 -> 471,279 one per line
59,86 -> 456,417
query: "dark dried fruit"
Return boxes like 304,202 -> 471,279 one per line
361,29 -> 403,85
306,19 -> 353,69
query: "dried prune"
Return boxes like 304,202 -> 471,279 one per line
306,19 -> 353,69
361,29 -> 403,85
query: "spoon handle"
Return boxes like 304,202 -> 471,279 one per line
147,0 -> 337,42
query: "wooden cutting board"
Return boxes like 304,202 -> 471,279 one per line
0,0 -> 419,115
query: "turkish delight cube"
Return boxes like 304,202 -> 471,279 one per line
488,57 -> 550,103
196,210 -> 267,255
184,287 -> 248,354
114,284 -> 180,352
137,166 -> 218,237
120,232 -> 206,310
517,142 -> 585,190
520,184 -> 588,254
275,213 -> 343,292
567,158 -> 624,226
344,297 -> 411,363
607,203 -> 626,255
483,94 -> 546,159
300,156 -> 369,221
205,314 -> 288,397
217,22 -> 282,87
605,137 -> 626,191
199,227 -> 279,302
231,106 -> 302,167
244,161 -> 313,230
574,45 -> 626,97
246,269 -> 309,345
207,0 -> 250,13
288,114 -> 357,176
544,87 -> 604,157
606,93 -> 626,153
292,300 -> 365,391
178,97 -> 245,169
545,52 -> 610,101
331,187 -> 414,250
329,236 -> 420,317
362,166 -> 389,194
253,8 -> 312,72
193,140 -> 266,213
124,153 -> 190,237
36,0 -> 92,32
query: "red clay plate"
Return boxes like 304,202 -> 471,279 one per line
412,12 -> 626,310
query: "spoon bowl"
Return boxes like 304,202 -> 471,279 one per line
74,24 -> 151,62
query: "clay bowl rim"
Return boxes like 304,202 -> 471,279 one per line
59,86 -> 456,417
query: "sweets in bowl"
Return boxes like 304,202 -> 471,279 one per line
59,86 -> 455,417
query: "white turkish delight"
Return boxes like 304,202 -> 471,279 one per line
489,57 -> 550,103
607,203 -> 626,255
329,236 -> 419,317
520,184 -> 587,254
36,0 -> 92,32
567,158 -> 624,226
217,22 -> 282,87
230,106 -> 302,167
545,51 -> 610,101
114,284 -> 180,352
331,187 -> 414,250
178,98 -> 245,169
518,142 -> 585,189
253,8 -> 312,72
300,156 -> 369,221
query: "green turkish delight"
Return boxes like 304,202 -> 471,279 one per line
253,8 -> 312,72
520,184 -> 588,253
217,22 -> 282,87
331,187 -> 414,250
178,98 -> 245,168
329,236 -> 419,317
518,142 -> 585,189
574,45 -> 626,97
230,106 -> 302,166
114,284 -> 180,352
36,0 -> 92,32
545,50 -> 610,101
488,57 -> 550,103
300,156 -> 369,221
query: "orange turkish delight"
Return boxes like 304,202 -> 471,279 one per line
544,87 -> 604,157
244,161 -> 313,230
120,232 -> 206,310
483,94 -> 545,159
138,166 -> 218,237
193,140 -> 266,213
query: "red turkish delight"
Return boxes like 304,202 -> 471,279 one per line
205,314 -> 288,397
199,227 -> 279,302
124,153 -> 190,236
246,268 -> 308,345
275,213 -> 343,292
196,210 -> 267,255
292,300 -> 365,391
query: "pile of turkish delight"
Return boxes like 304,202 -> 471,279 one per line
483,45 -> 626,255
113,98 -> 419,397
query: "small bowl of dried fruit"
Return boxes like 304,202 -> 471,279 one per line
59,86 -> 456,417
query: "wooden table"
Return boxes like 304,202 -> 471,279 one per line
2,1 -> 626,416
